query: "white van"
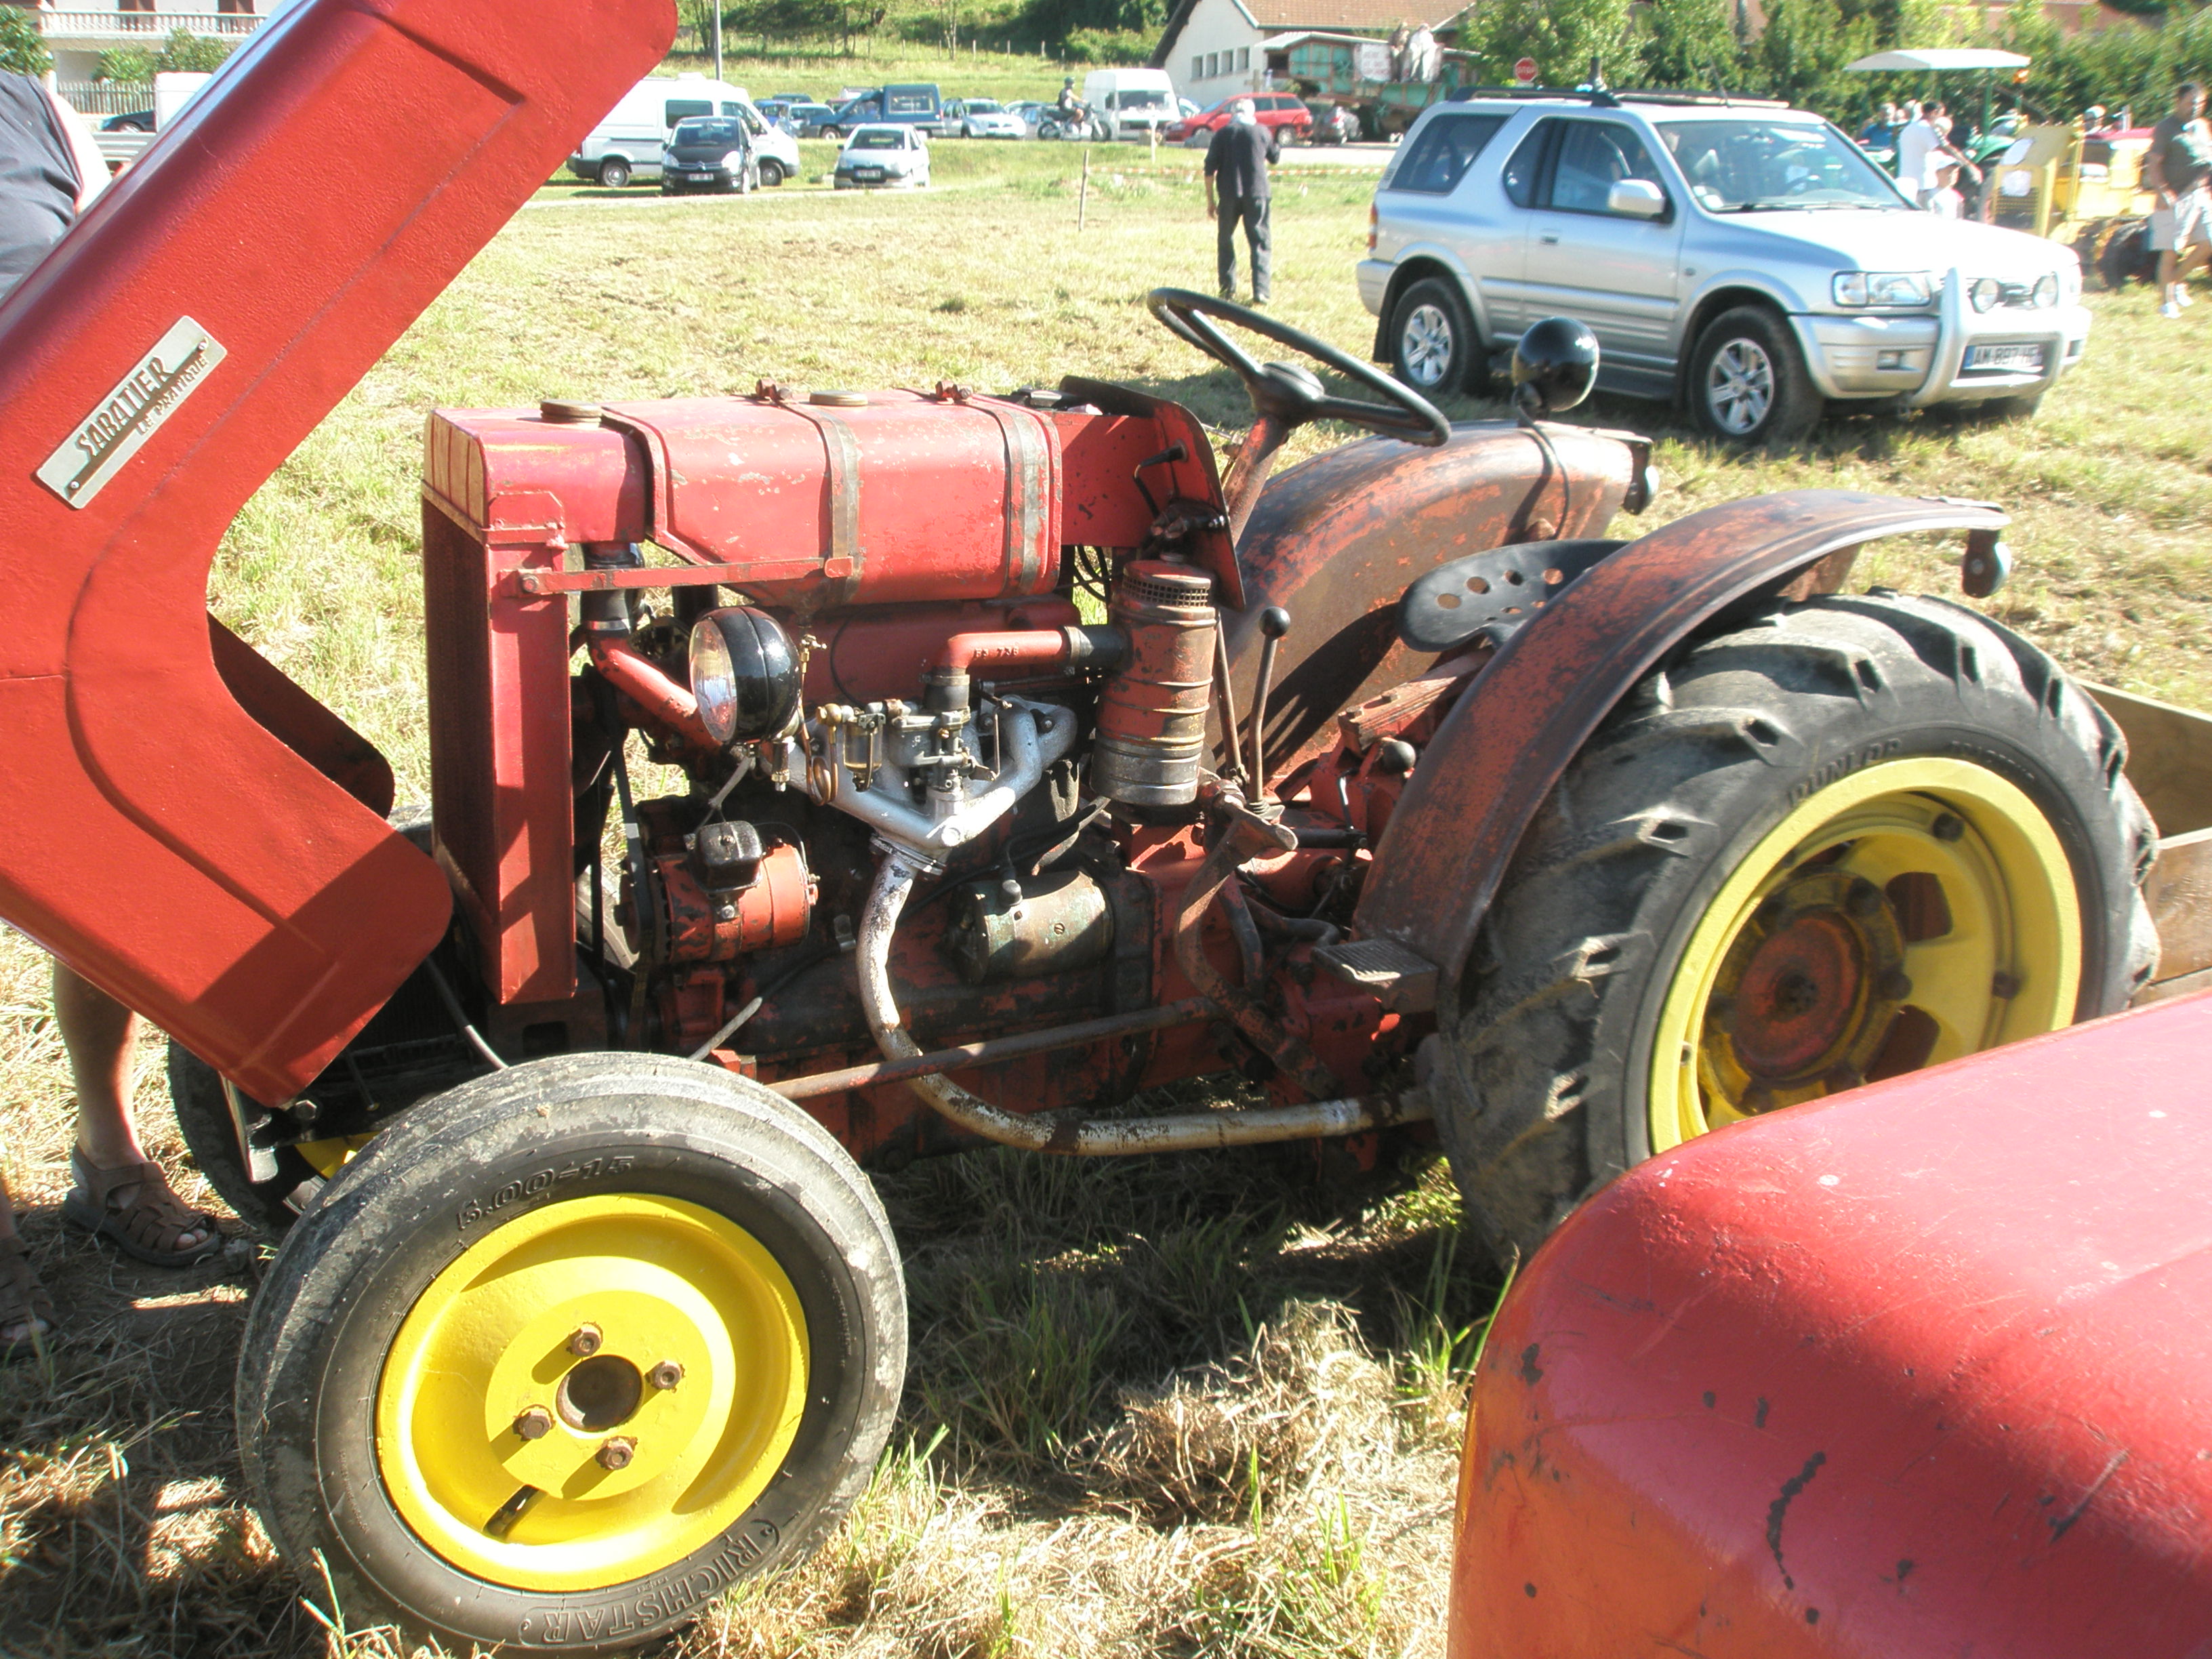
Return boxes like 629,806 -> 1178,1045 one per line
568,73 -> 801,188
1083,68 -> 1179,142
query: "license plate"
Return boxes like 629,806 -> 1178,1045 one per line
1965,343 -> 2045,371
854,168 -> 884,180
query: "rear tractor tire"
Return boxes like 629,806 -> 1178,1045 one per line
1430,590 -> 2158,1261
237,1054 -> 905,1656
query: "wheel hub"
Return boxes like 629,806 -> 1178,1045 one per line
1652,759 -> 2084,1154
1707,869 -> 1907,1103
374,1193 -> 808,1590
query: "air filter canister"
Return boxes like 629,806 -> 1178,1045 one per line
1092,560 -> 1217,807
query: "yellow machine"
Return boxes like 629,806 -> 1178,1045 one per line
1990,122 -> 2157,280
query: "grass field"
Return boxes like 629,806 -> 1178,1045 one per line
1,134 -> 2207,1658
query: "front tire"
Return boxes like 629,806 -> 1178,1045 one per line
1388,276 -> 1478,396
596,155 -> 632,189
238,1055 -> 906,1655
1431,591 -> 2158,1261
1689,304 -> 1822,445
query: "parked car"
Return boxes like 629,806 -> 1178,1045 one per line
785,102 -> 841,138
833,124 -> 930,190
825,83 -> 946,140
952,98 -> 1025,139
568,73 -> 798,187
1164,91 -> 1312,148
1361,91 -> 2091,442
770,91 -> 813,105
1307,102 -> 1361,144
661,115 -> 759,194
100,108 -> 155,133
1083,67 -> 1179,142
1009,100 -> 1049,138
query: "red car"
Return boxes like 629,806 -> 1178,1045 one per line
1165,91 -> 1311,148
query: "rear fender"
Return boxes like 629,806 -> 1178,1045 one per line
1223,422 -> 1641,785
1355,489 -> 2012,1014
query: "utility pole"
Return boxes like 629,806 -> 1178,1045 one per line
712,3 -> 723,85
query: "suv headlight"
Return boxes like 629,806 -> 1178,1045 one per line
1834,270 -> 1934,307
2031,272 -> 2062,308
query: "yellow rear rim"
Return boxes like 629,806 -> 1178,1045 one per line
373,1193 -> 808,1591
1648,758 -> 2080,1155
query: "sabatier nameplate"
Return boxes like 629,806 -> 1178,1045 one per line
37,316 -> 226,509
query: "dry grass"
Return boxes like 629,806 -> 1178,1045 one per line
3,121 -> 2207,1657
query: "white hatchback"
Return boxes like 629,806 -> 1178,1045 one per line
834,125 -> 930,190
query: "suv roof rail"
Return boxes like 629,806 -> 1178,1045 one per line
1444,85 -> 1793,110
1445,86 -> 1616,105
1613,88 -> 1793,108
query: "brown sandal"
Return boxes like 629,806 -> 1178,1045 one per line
0,1237 -> 56,1360
62,1151 -> 223,1267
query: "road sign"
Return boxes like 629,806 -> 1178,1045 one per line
1514,57 -> 1538,84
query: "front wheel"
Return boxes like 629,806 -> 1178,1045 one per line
238,1054 -> 906,1655
757,157 -> 785,187
596,155 -> 632,189
1389,276 -> 1478,396
1431,591 -> 2158,1261
1688,304 -> 1822,445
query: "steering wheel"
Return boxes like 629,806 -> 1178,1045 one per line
1146,288 -> 1450,447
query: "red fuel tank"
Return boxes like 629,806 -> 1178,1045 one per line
1451,991 -> 2212,1659
603,390 -> 1063,608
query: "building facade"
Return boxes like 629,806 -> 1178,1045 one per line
1152,0 -> 1471,105
5,1 -> 269,102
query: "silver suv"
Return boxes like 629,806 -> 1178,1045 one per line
1359,92 -> 2091,443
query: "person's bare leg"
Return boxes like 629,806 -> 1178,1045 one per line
54,960 -> 210,1252
0,1168 -> 45,1346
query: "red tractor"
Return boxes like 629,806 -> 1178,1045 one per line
0,1 -> 2165,1650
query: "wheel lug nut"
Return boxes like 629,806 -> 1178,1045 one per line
597,1437 -> 636,1471
1845,880 -> 1883,916
513,1406 -> 552,1441
567,1324 -> 603,1357
648,1360 -> 684,1391
1877,968 -> 1914,1001
1931,813 -> 1965,842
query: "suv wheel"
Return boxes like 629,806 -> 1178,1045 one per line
1689,306 -> 1822,445
1389,277 -> 1476,396
758,158 -> 785,187
596,155 -> 632,189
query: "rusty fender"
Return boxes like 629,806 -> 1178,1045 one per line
1223,422 -> 1639,783
1354,489 -> 2013,1017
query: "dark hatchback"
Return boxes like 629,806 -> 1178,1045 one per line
660,117 -> 755,193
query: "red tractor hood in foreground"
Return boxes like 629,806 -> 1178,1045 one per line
1452,989 -> 2212,1658
0,0 -> 674,1102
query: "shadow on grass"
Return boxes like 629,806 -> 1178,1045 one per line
0,1213 -> 316,1659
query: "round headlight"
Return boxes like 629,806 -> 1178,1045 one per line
2031,272 -> 2060,308
1969,277 -> 2002,314
689,607 -> 800,745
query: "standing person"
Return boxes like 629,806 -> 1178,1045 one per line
1204,97 -> 1279,306
1895,99 -> 1957,207
1858,102 -> 1902,152
1925,155 -> 1965,218
2147,81 -> 2211,319
0,75 -> 222,1357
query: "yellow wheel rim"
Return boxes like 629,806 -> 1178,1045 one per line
373,1193 -> 808,1591
1648,758 -> 2080,1155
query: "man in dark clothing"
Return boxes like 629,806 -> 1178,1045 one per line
0,74 -> 83,301
0,75 -> 220,1359
1204,98 -> 1279,305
